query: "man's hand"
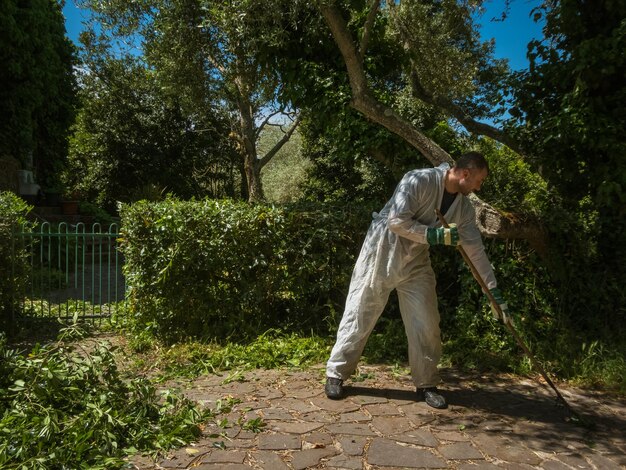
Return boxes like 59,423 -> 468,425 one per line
489,288 -> 513,325
426,224 -> 460,246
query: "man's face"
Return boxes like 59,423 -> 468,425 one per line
459,168 -> 488,195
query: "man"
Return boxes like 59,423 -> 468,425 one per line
325,151 -> 509,409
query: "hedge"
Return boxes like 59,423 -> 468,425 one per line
0,192 -> 31,333
120,198 -> 374,342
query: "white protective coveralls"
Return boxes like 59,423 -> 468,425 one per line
326,163 -> 497,388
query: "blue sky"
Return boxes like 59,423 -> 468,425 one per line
62,0 -> 544,71
477,0 -> 544,70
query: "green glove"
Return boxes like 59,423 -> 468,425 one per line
489,288 -> 513,325
426,224 -> 459,246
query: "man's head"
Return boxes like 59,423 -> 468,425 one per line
450,151 -> 489,195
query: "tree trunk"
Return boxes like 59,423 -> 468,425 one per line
235,75 -> 266,202
244,155 -> 264,203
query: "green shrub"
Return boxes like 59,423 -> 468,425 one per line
0,192 -> 31,333
120,198 -> 373,342
0,326 -> 212,469
118,196 -> 626,393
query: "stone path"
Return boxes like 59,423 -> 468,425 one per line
132,364 -> 626,469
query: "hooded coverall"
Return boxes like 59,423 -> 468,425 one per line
326,163 -> 497,388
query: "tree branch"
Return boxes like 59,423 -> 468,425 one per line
256,108 -> 285,139
318,3 -> 452,166
408,70 -> 526,156
317,2 -> 545,244
359,0 -> 380,61
258,114 -> 302,169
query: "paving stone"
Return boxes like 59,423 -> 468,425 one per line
158,448 -> 198,468
403,412 -> 438,427
432,419 -> 474,432
303,431 -> 334,447
339,436 -> 368,456
325,453 -> 363,469
371,415 -> 414,435
129,454 -> 158,469
273,397 -> 320,414
490,444 -> 543,466
325,423 -> 376,436
290,447 -> 340,470
364,402 -> 402,416
254,387 -> 283,400
233,430 -> 258,440
399,403 -> 437,426
339,411 -> 372,423
191,437 -> 222,451
502,463 -> 538,470
389,396 -> 422,407
217,425 -> 242,439
469,431 -> 510,450
194,464 -> 251,470
350,395 -> 389,405
199,450 -> 247,464
300,409 -> 336,423
513,420 -> 587,453
239,409 -> 259,422
259,407 -> 294,420
555,453 -> 592,469
216,382 -> 257,395
131,366 -> 626,470
585,452 -> 623,470
234,399 -> 270,411
434,430 -> 470,442
268,421 -> 324,434
366,438 -> 447,468
587,440 -> 626,463
471,434 -> 542,466
257,433 -> 301,450
521,435 -> 579,454
392,429 -> 439,447
193,375 -> 228,387
456,462 -> 500,470
282,381 -> 322,399
439,442 -> 484,460
250,450 -> 291,470
222,438 -> 257,449
477,419 -> 515,432
541,459 -> 574,470
310,397 -> 360,413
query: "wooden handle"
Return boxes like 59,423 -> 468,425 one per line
434,209 -> 576,416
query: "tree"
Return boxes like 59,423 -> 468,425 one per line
508,0 -> 626,331
80,0 -> 302,202
511,0 -> 626,221
0,0 -> 77,189
304,0 -> 544,245
66,56 -> 237,209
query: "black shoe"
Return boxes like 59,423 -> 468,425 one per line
421,387 -> 447,409
325,377 -> 344,399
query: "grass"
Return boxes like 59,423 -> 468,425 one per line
122,329 -> 333,382
11,299 -> 626,396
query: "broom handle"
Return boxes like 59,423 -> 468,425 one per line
435,209 -> 574,413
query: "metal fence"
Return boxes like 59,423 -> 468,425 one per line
13,222 -> 126,323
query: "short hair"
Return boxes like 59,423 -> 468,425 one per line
454,151 -> 489,173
